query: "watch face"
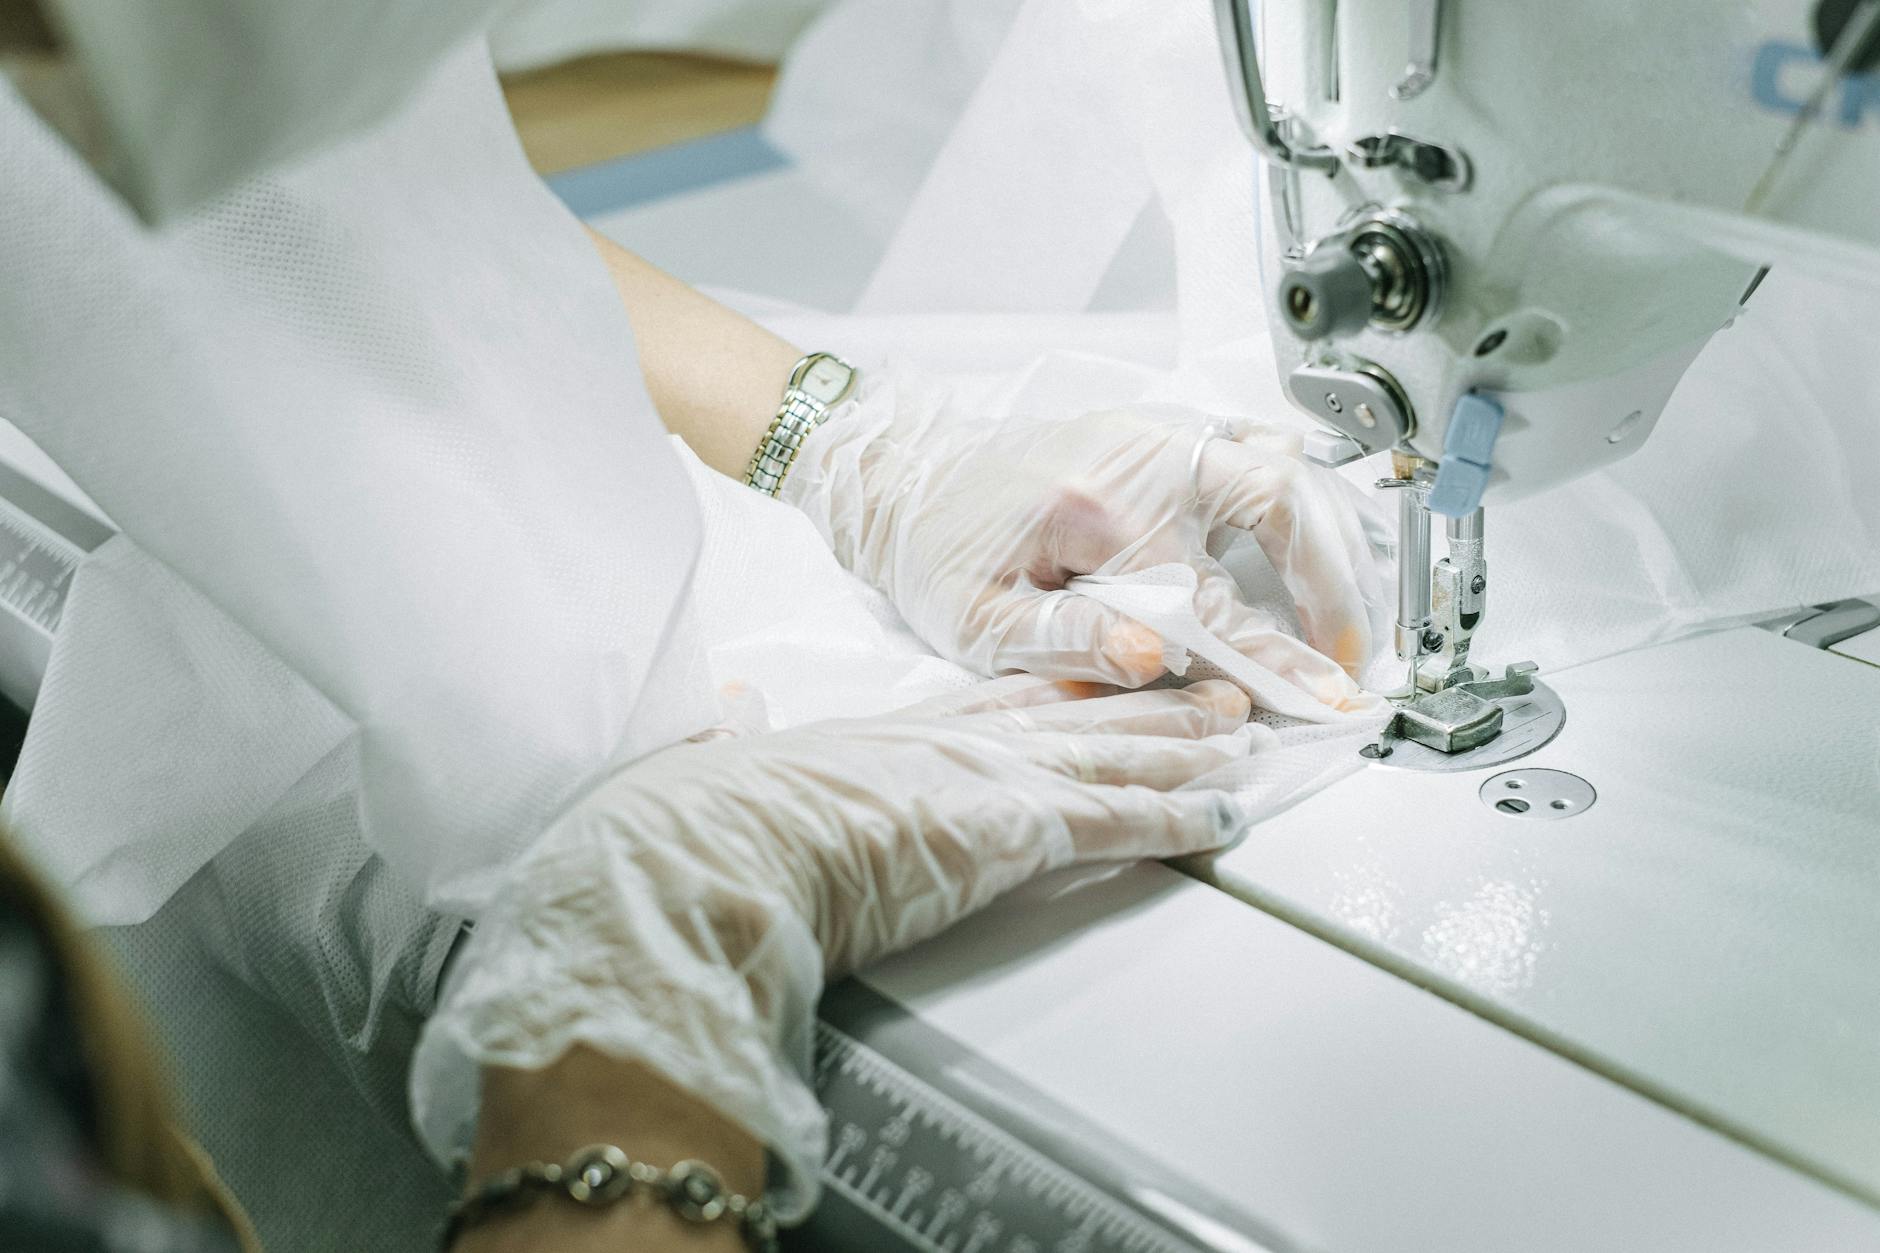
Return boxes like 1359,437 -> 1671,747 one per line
798,355 -> 856,406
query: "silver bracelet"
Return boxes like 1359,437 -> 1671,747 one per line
439,1144 -> 778,1251
744,351 -> 858,497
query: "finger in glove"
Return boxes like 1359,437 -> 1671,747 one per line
1196,434 -> 1374,677
961,678 -> 1251,738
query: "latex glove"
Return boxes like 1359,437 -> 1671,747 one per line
782,381 -> 1381,713
413,679 -> 1253,1219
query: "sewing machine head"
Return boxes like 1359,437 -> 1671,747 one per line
1212,0 -> 1880,758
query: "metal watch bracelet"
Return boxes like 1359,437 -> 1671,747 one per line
743,352 -> 857,497
439,1144 -> 778,1252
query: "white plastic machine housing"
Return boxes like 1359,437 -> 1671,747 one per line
1243,0 -> 1880,502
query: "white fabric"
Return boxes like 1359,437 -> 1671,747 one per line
675,439 -> 987,723
100,794 -> 461,1253
41,0 -> 508,222
1071,564 -> 1377,725
491,0 -> 833,72
852,0 -> 1161,317
763,0 -> 1025,243
0,42 -> 717,920
4,538 -> 352,914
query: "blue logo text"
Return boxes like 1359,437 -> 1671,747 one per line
1752,40 -> 1880,126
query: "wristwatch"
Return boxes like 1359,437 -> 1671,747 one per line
743,352 -> 858,497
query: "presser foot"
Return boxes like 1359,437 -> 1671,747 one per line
1415,652 -> 1487,693
1362,661 -> 1566,772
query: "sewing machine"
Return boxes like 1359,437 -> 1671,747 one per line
1215,0 -> 1880,763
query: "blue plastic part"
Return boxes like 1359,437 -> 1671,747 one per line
1427,392 -> 1505,518
1443,393 -> 1505,463
1428,459 -> 1493,517
546,127 -> 789,219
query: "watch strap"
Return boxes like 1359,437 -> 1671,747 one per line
743,354 -> 855,497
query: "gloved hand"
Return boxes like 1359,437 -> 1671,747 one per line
782,381 -> 1382,713
414,677 -> 1254,1219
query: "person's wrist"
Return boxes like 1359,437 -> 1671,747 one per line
454,1050 -> 769,1253
743,352 -> 857,498
773,370 -> 919,543
774,396 -> 868,520
472,1051 -> 765,1194
451,1185 -> 753,1253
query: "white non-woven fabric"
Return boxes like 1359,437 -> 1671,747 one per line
490,0 -> 834,72
674,436 -> 986,725
4,537 -> 352,914
763,0 -> 1026,246
0,42 -> 718,920
100,782 -> 462,1253
1071,565 -> 1378,726
39,0 -> 514,223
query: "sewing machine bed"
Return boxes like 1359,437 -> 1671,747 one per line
851,627 -> 1880,1251
1200,625 -> 1880,1205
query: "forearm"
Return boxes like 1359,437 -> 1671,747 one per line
456,1048 -> 767,1253
586,227 -> 801,478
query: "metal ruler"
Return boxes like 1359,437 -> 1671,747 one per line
792,982 -> 1300,1253
0,498 -> 80,636
0,459 -> 111,711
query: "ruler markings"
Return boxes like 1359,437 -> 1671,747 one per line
814,1021 -> 1203,1253
0,503 -> 82,635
